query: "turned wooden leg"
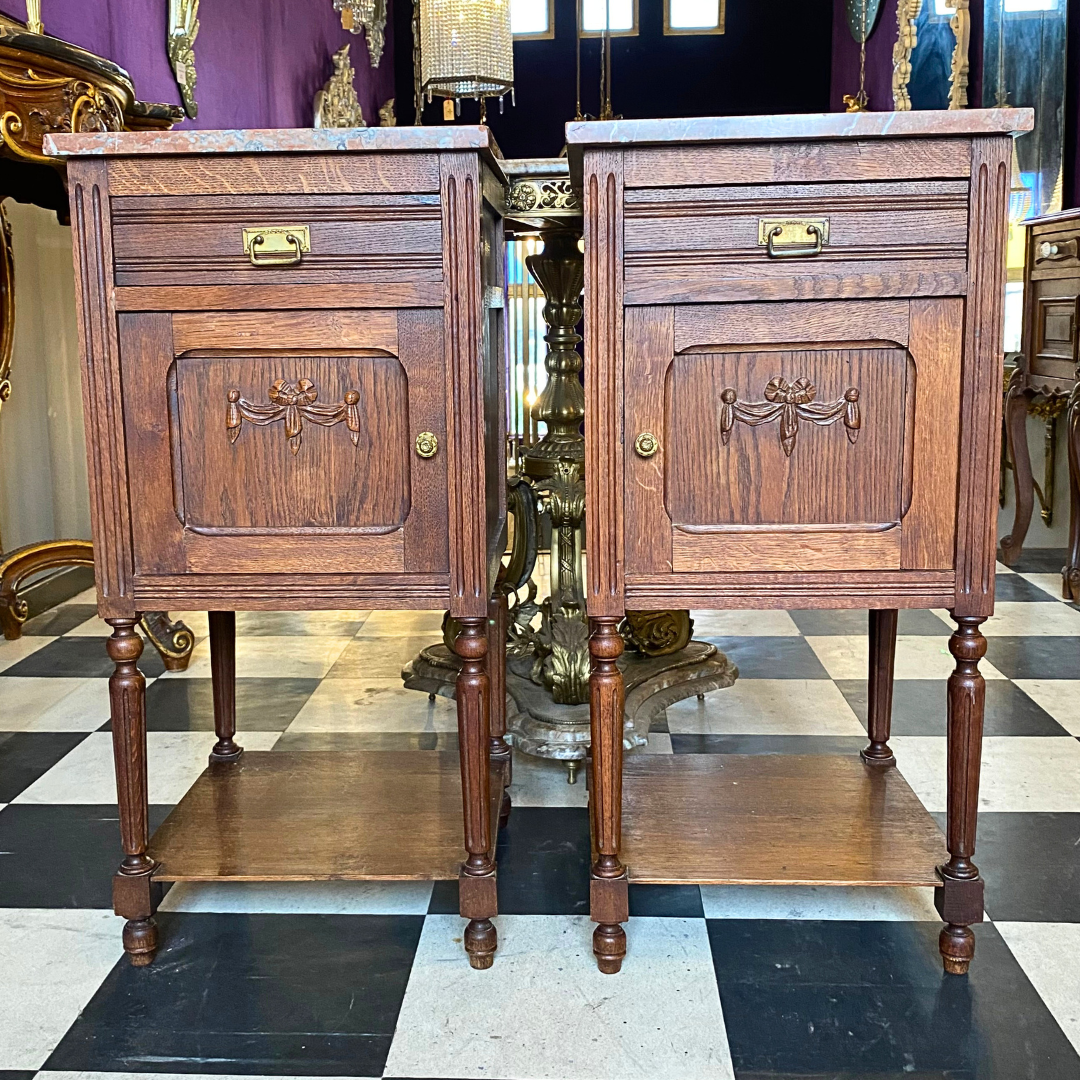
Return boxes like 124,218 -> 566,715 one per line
999,370 -> 1033,566
487,590 -> 512,828
862,608 -> 897,767
106,617 -> 160,966
935,614 -> 987,975
1064,380 -> 1080,602
208,611 -> 242,762
455,616 -> 498,969
589,617 -> 628,974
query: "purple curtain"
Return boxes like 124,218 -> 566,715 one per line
2,0 -> 394,129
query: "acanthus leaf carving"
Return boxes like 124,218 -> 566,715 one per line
226,378 -> 361,455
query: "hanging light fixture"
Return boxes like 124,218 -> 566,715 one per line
419,0 -> 513,120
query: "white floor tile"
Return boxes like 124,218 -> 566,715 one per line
354,609 -> 446,638
0,909 -> 124,1069
666,679 -> 864,735
285,678 -> 457,733
643,732 -> 674,753
805,635 -> 1006,681
689,609 -> 801,636
1019,573 -> 1069,600
0,635 -> 54,674
700,884 -> 940,920
384,914 -> 734,1080
507,752 -> 589,807
62,615 -> 112,637
996,561 -> 1015,575
158,879 -> 433,915
892,736 -> 1080,813
161,636 -> 353,680
1013,680 -> 1080,735
67,586 -> 100,605
326,635 -> 442,678
997,922 -> 1080,1056
14,730 -> 280,804
0,677 -> 112,731
980,601 -> 1080,636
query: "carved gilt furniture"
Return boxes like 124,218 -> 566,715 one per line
49,126 -> 509,969
1000,207 -> 1080,599
0,25 -> 193,667
568,108 -> 1033,975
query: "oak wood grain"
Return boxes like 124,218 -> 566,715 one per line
115,283 -> 446,312
171,309 -> 399,354
180,531 -> 404,574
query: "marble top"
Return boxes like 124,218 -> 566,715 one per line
565,109 -> 1034,147
45,126 -> 498,158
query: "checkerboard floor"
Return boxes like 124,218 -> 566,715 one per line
2,550 -> 1079,1079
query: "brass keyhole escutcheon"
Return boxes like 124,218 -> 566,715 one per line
634,432 -> 659,458
415,431 -> 438,459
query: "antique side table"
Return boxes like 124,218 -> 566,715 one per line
1000,207 -> 1080,599
568,109 -> 1033,975
48,126 -> 509,969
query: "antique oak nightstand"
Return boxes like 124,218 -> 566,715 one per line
48,127 -> 509,969
568,109 -> 1033,976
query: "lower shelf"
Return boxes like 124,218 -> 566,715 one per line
617,754 -> 947,887
149,750 -> 498,883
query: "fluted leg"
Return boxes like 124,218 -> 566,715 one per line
589,617 -> 627,974
107,617 -> 159,965
455,617 -> 497,969
862,608 -> 897,766
999,369 -> 1033,566
208,611 -> 242,762
487,590 -> 512,828
935,614 -> 987,975
1064,380 -> 1080,601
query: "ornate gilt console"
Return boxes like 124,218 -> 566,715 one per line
48,126 -> 509,969
569,108 -> 1033,976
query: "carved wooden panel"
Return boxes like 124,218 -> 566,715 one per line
665,346 -> 909,528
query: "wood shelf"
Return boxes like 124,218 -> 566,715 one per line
149,751 -> 498,883
616,754 -> 946,887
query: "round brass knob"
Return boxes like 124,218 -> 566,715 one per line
415,431 -> 438,459
634,432 -> 659,458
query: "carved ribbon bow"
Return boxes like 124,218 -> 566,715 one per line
226,378 -> 361,454
719,377 -> 861,457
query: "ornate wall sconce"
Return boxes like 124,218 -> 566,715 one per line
334,0 -> 387,68
168,0 -> 199,118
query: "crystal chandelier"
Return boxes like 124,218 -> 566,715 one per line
420,0 -> 513,112
334,0 -> 387,68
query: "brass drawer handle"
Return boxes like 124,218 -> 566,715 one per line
415,431 -> 438,459
634,432 -> 659,458
759,218 -> 829,259
242,225 -> 310,267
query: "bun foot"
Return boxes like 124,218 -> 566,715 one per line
123,917 -> 158,966
464,917 -> 497,969
940,923 -> 974,975
593,922 -> 626,974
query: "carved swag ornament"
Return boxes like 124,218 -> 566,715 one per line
720,377 -> 861,457
226,378 -> 361,454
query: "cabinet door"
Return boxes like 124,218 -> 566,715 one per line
624,299 -> 962,576
121,308 -> 449,578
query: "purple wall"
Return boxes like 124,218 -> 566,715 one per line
3,0 -> 394,129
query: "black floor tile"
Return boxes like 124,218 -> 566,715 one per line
982,636 -> 1080,680
0,803 -> 170,907
993,573 -> 1061,602
671,734 -> 869,756
789,609 -> 952,636
628,884 -> 704,917
3,636 -> 166,679
0,731 -> 86,801
1008,548 -> 1068,574
495,806 -> 590,915
44,912 -> 422,1076
273,731 -> 457,752
930,812 -> 1080,923
710,919 -> 1080,1079
835,679 -> 1070,737
234,611 -> 367,636
703,636 -> 830,680
132,678 -> 319,732
20,603 -> 99,635
0,1071 -> 39,1080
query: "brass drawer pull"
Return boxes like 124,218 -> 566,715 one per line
242,225 -> 310,267
759,218 -> 828,259
415,431 -> 439,459
634,431 -> 659,458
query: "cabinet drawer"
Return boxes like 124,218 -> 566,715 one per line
623,180 -> 969,304
1031,228 -> 1080,277
110,193 -> 442,288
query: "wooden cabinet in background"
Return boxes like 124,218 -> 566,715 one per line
568,109 -> 1033,977
49,127 -> 509,969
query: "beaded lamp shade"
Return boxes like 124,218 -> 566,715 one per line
419,0 -> 513,101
